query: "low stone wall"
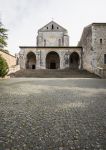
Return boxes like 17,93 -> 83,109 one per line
94,67 -> 106,78
0,49 -> 16,68
8,65 -> 20,74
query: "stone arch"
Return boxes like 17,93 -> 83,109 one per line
46,51 -> 60,69
69,52 -> 80,69
26,52 -> 36,69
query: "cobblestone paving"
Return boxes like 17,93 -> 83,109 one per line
0,78 -> 106,150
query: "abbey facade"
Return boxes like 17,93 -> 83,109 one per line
19,21 -> 106,77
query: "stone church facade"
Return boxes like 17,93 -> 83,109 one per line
19,21 -> 106,77
20,21 -> 82,70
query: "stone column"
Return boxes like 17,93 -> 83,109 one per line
19,51 -> 26,69
36,50 -> 40,69
79,48 -> 83,70
40,50 -> 46,69
64,51 -> 70,69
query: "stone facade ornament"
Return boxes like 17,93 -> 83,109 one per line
64,51 -> 70,64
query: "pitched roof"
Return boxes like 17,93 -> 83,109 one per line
38,21 -> 67,32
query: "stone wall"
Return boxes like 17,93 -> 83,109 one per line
37,32 -> 69,47
92,24 -> 106,69
78,25 -> 93,72
78,23 -> 106,77
0,49 -> 16,68
37,21 -> 69,47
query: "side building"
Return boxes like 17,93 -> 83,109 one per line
78,23 -> 106,77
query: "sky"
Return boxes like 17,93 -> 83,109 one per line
0,0 -> 106,54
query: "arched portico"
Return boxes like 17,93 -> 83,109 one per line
46,51 -> 60,69
26,52 -> 36,69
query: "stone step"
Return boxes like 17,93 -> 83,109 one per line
9,69 -> 99,78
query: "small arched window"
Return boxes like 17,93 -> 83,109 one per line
58,39 -> 61,46
52,24 -> 54,29
44,40 -> 46,46
100,38 -> 102,44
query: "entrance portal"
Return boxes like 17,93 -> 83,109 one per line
50,62 -> 56,69
32,64 -> 35,69
69,52 -> 79,69
26,52 -> 36,69
46,51 -> 60,69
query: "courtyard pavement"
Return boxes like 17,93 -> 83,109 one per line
0,78 -> 106,150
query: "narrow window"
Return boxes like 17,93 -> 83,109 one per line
44,40 -> 46,46
100,39 -> 102,44
58,39 -> 61,46
47,27 -> 48,29
104,54 -> 106,64
52,24 -> 54,29
57,27 -> 59,29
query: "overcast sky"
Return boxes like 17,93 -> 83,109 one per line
0,0 -> 106,54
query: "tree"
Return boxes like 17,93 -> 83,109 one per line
0,22 -> 8,48
0,55 -> 9,78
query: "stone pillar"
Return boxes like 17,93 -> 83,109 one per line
60,56 -> 63,69
59,51 -> 64,69
19,51 -> 26,69
79,48 -> 83,70
36,50 -> 40,69
64,51 -> 70,69
41,50 -> 46,69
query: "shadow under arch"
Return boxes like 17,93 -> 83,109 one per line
46,51 -> 60,69
69,52 -> 80,69
26,52 -> 36,69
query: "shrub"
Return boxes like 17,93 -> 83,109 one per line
0,55 -> 9,78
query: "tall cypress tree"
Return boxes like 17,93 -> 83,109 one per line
0,22 -> 8,49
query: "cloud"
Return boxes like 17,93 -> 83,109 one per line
0,0 -> 49,28
0,0 -> 106,54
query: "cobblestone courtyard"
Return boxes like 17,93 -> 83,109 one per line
0,78 -> 106,150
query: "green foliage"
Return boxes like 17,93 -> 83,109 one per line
0,22 -> 8,48
0,55 -> 9,77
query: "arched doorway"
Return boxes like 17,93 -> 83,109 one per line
69,52 -> 79,69
46,51 -> 60,69
26,52 -> 36,69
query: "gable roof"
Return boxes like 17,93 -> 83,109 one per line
38,21 -> 67,32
